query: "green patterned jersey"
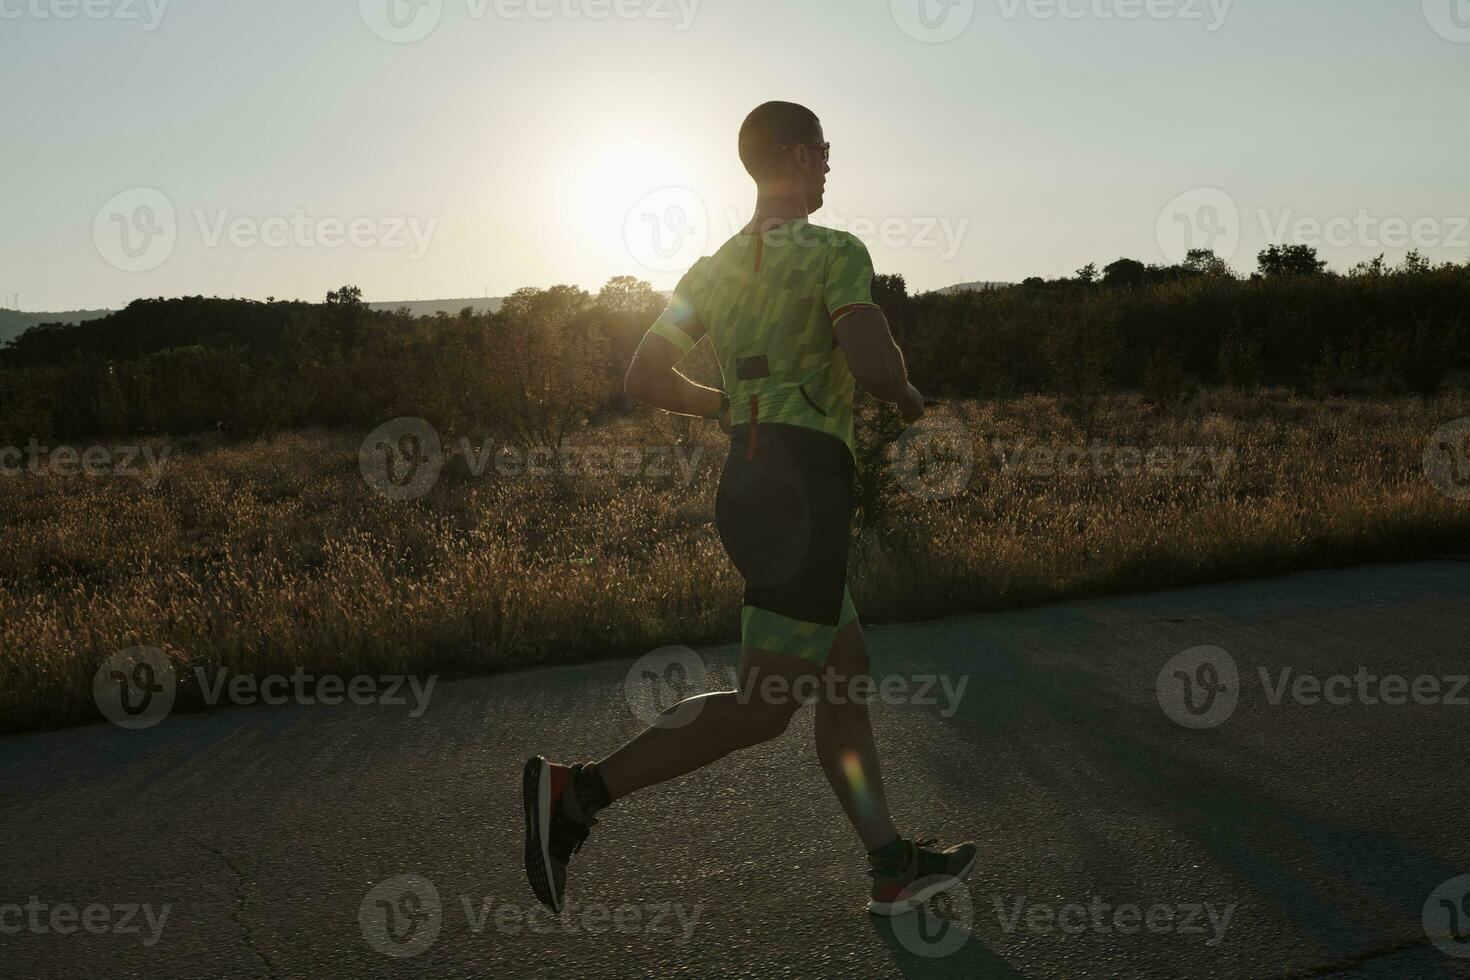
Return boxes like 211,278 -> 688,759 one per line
647,218 -> 880,456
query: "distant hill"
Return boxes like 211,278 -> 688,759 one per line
0,308 -> 112,346
2,290 -> 662,351
930,281 -> 1012,295
368,297 -> 505,317
0,299 -> 505,348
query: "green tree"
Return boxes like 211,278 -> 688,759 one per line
1183,249 -> 1232,277
1257,244 -> 1326,278
493,285 -> 607,451
92,363 -> 129,435
1349,254 -> 1387,278
872,274 -> 912,345
1103,258 -> 1146,288
1399,250 -> 1433,275
325,285 -> 364,307
596,276 -> 663,316
593,276 -> 665,369
1217,323 -> 1264,388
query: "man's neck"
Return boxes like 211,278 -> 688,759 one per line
743,193 -> 809,235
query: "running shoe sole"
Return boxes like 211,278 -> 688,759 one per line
866,849 -> 978,917
522,756 -> 559,913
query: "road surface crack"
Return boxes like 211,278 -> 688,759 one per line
194,839 -> 283,980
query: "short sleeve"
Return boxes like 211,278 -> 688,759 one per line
825,235 -> 881,327
646,259 -> 706,356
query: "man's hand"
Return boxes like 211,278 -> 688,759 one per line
899,383 -> 926,424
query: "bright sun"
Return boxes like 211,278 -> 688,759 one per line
572,142 -> 693,250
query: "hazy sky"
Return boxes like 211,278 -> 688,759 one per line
2,0 -> 1467,310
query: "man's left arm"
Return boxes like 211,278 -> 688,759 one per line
625,326 -> 726,420
625,273 -> 727,421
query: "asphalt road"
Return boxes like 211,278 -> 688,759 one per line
3,561 -> 1470,979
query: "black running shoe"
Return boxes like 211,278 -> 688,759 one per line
867,837 -> 977,916
523,756 -> 595,913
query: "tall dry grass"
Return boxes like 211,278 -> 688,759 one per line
1,389 -> 1467,732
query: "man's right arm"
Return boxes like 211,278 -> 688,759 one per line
834,308 -> 925,422
825,235 -> 924,422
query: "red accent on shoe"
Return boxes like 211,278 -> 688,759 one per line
871,883 -> 904,903
547,762 -> 571,806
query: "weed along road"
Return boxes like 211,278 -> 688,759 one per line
3,561 -> 1468,979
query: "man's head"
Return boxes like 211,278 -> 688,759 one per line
738,101 -> 829,211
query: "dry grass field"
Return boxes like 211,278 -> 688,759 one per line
2,387 -> 1468,732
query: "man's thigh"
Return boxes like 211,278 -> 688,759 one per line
736,644 -> 824,715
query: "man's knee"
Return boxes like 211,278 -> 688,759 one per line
828,623 -> 870,676
820,631 -> 871,701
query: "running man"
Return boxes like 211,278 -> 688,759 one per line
524,101 -> 975,918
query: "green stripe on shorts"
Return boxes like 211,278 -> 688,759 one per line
740,587 -> 859,664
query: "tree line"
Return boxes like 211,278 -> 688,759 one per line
1,246 -> 1467,445
882,247 -> 1470,407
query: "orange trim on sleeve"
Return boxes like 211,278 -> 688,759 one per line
830,302 -> 882,325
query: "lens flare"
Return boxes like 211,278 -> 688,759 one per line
841,750 -> 878,823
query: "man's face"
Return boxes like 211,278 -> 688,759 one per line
800,124 -> 830,212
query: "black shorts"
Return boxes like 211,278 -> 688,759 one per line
714,423 -> 859,663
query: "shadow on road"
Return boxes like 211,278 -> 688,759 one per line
903,583 -> 1470,966
870,910 -> 1030,979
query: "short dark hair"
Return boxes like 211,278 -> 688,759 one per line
738,102 -> 821,179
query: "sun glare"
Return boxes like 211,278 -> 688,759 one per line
571,142 -> 694,254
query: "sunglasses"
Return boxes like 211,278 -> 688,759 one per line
779,141 -> 831,163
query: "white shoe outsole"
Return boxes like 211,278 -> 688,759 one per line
522,757 -> 562,913
866,850 -> 978,917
